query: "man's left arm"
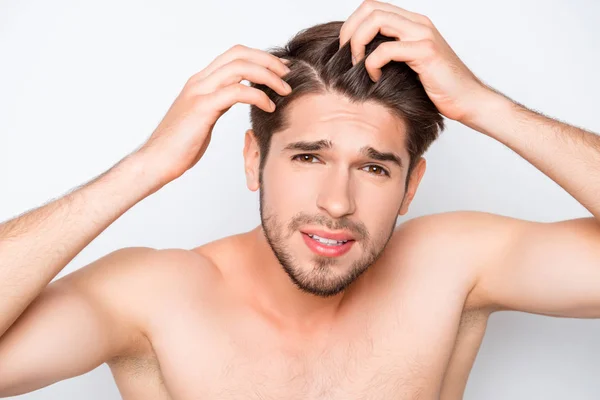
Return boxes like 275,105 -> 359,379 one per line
465,90 -> 600,222
460,91 -> 600,316
338,0 -> 600,316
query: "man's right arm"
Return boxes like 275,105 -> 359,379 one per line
0,44 -> 291,339
0,44 -> 292,396
0,152 -> 163,340
0,246 -> 159,397
0,151 -> 167,396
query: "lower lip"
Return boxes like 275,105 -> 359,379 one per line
301,233 -> 355,257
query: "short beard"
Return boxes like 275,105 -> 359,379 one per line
258,169 -> 398,298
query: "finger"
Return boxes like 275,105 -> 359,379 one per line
193,44 -> 290,82
339,0 -> 428,49
364,40 -> 435,82
350,10 -> 431,64
209,83 -> 276,114
195,59 -> 292,97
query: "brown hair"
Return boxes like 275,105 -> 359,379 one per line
249,21 -> 445,191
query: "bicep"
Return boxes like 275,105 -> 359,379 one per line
0,247 -> 154,397
471,216 -> 600,317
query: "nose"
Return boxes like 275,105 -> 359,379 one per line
316,168 -> 356,219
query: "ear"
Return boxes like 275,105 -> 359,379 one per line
398,157 -> 427,216
243,129 -> 261,192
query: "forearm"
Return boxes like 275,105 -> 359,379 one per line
461,90 -> 600,221
0,151 -> 162,338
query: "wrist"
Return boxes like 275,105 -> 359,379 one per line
459,88 -> 516,135
117,151 -> 168,197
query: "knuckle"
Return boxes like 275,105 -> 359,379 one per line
350,36 -> 364,53
192,94 -> 209,109
371,9 -> 386,19
364,48 -> 382,68
230,58 -> 248,69
364,56 -> 376,70
420,15 -> 434,27
339,25 -> 348,41
187,72 -> 205,86
223,58 -> 246,73
421,39 -> 436,56
183,79 -> 201,95
260,93 -> 271,105
184,75 -> 197,88
231,43 -> 247,52
421,27 -> 436,41
379,41 -> 395,52
362,0 -> 377,11
185,78 -> 211,96
230,83 -> 245,95
422,38 -> 435,49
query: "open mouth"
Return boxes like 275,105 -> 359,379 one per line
305,233 -> 352,246
301,232 -> 355,257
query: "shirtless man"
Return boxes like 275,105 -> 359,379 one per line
1,1 -> 599,399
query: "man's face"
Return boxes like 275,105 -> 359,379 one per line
257,92 -> 412,298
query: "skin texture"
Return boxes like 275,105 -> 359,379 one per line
101,218 -> 485,400
1,1 -> 600,399
4,88 -> 598,399
256,92 -> 413,300
245,90 -> 425,324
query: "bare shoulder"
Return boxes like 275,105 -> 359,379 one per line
386,210 -> 528,310
60,246 -> 220,301
393,210 -> 527,242
56,246 -> 222,357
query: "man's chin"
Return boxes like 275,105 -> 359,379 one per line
292,278 -> 349,298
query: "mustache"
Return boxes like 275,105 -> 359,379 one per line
288,213 -> 367,240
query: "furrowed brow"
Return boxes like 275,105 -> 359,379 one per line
283,139 -> 333,152
360,146 -> 404,169
282,140 -> 403,169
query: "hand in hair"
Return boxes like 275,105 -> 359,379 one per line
339,0 -> 490,123
138,45 -> 292,186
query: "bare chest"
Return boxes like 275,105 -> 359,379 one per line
128,290 -> 470,400
110,235 -> 485,400
208,325 -> 441,400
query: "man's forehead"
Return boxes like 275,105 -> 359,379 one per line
274,92 -> 408,153
282,92 -> 405,131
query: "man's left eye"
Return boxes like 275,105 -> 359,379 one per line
363,165 -> 390,177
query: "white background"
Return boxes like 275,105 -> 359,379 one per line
1,0 -> 599,398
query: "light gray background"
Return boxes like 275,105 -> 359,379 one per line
1,0 -> 599,398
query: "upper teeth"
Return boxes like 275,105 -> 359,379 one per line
308,234 -> 348,244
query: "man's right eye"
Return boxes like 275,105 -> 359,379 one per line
291,154 -> 319,163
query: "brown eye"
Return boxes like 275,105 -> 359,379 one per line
363,165 -> 390,177
291,154 -> 318,163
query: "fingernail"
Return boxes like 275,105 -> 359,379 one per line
352,55 -> 357,65
270,100 -> 276,110
283,81 -> 292,92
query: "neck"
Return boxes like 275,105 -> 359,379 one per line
236,225 -> 348,334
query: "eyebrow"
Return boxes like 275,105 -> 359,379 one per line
282,139 -> 404,169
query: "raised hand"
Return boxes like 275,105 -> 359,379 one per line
139,44 -> 292,185
339,0 -> 490,123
